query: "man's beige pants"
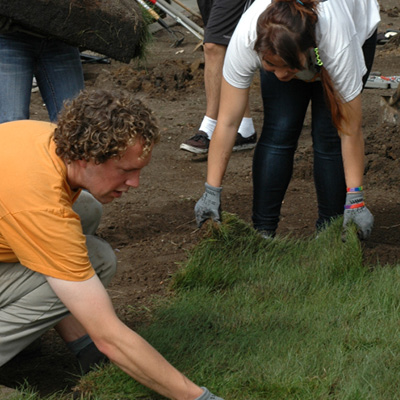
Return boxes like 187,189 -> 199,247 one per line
0,191 -> 117,366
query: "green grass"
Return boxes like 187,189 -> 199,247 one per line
11,213 -> 400,399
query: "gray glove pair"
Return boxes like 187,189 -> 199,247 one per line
196,387 -> 224,400
342,191 -> 374,240
194,183 -> 222,227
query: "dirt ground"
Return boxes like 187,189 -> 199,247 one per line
1,2 -> 400,397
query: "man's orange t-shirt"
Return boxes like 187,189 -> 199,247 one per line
0,120 -> 95,281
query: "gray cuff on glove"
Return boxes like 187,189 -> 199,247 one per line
196,387 -> 224,400
194,183 -> 222,228
205,182 -> 222,198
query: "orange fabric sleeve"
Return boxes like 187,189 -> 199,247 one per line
0,120 -> 94,281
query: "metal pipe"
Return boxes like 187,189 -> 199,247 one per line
146,0 -> 204,40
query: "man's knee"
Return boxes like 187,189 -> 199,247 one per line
203,42 -> 227,60
86,236 -> 117,287
73,191 -> 103,235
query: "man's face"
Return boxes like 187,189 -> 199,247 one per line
82,141 -> 153,204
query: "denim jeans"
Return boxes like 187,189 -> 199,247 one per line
0,31 -> 84,123
252,31 -> 377,233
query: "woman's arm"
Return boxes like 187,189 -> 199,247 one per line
194,79 -> 250,227
339,94 -> 365,188
206,78 -> 251,187
340,94 -> 374,239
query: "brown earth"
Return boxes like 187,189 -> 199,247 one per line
1,2 -> 400,397
0,0 -> 146,62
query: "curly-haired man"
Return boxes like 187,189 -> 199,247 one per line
0,88 -> 223,400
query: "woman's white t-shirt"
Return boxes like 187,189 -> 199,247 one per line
223,0 -> 380,102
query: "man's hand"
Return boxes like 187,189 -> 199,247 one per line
196,387 -> 224,400
194,183 -> 222,228
342,190 -> 374,240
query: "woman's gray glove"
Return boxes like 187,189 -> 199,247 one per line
195,387 -> 224,400
342,190 -> 374,240
194,183 -> 222,227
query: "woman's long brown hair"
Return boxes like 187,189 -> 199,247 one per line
254,0 -> 347,132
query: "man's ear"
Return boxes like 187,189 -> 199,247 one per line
77,160 -> 88,168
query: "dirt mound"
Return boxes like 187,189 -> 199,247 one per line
365,123 -> 400,188
0,0 -> 146,62
93,58 -> 205,100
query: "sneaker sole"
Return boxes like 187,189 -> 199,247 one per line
180,143 -> 209,154
232,142 -> 256,152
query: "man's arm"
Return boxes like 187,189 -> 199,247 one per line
46,275 -> 204,400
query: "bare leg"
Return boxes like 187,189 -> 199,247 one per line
203,42 -> 226,119
204,42 -> 251,119
180,41 -> 255,153
243,97 -> 251,118
54,314 -> 87,342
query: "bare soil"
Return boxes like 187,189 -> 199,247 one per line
0,0 -> 145,62
1,2 -> 400,397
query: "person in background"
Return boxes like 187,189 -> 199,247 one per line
180,0 -> 257,155
194,0 -> 379,240
0,88 -> 223,400
0,16 -> 84,123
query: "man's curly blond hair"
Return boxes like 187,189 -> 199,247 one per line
54,88 -> 160,164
